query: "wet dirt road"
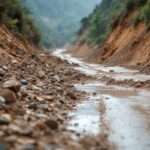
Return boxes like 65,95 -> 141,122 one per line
53,49 -> 150,150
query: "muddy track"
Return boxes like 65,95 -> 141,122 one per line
53,49 -> 150,150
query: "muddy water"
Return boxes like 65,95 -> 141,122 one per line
53,49 -> 150,150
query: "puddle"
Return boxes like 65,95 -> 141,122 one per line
53,49 -> 150,150
68,95 -> 101,135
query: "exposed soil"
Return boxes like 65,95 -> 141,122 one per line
71,12 -> 150,68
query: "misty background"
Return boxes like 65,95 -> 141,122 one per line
24,0 -> 100,48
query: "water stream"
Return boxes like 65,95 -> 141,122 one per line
53,49 -> 150,150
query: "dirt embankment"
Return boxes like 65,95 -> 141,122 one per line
72,11 -> 150,69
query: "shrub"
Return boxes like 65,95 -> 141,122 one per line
143,2 -> 150,24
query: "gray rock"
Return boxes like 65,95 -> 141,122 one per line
20,79 -> 28,85
19,144 -> 36,150
28,102 -> 38,110
0,96 -> 5,104
54,75 -> 61,82
0,117 -> 10,125
0,68 -> 6,77
38,104 -> 49,111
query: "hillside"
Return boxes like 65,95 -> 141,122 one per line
24,0 -> 100,47
73,0 -> 150,67
0,0 -> 41,45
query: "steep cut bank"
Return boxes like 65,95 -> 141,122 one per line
72,0 -> 150,68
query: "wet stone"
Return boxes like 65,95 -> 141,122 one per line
0,117 -> 10,125
28,102 -> 38,110
20,79 -> 28,85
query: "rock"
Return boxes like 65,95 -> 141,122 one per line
34,121 -> 47,130
59,100 -> 65,104
3,80 -> 21,93
44,144 -> 54,150
44,89 -> 56,95
36,96 -> 44,102
0,96 -> 5,104
109,70 -> 114,73
55,86 -> 63,93
66,92 -> 76,99
45,119 -> 59,130
0,89 -> 16,104
37,70 -> 45,79
35,113 -> 47,119
0,68 -> 6,77
43,96 -> 54,101
19,144 -> 36,150
0,144 -> 7,150
28,102 -> 38,110
10,124 -> 32,135
36,81 -> 45,87
54,75 -> 61,82
20,89 -> 28,97
38,104 -> 49,111
0,117 -> 10,125
20,79 -> 28,85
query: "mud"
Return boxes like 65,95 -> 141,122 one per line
54,49 -> 150,150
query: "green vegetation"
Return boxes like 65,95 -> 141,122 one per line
80,0 -> 127,46
24,0 -> 100,48
0,0 -> 41,45
132,0 -> 150,26
79,0 -> 150,47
